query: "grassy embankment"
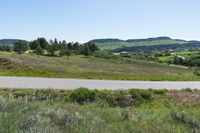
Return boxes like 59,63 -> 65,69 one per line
0,88 -> 200,133
0,52 -> 199,81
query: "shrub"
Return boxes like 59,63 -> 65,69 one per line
183,88 -> 193,93
129,89 -> 143,101
121,109 -> 131,121
95,89 -> 111,100
171,112 -> 199,131
64,92 -> 70,102
12,89 -> 33,98
129,89 -> 152,104
34,89 -> 61,101
111,91 -> 133,107
140,90 -> 152,100
153,89 -> 168,95
94,90 -> 131,107
194,68 -> 200,76
69,88 -> 95,104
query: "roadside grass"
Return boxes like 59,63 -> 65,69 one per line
0,53 -> 199,81
0,88 -> 200,133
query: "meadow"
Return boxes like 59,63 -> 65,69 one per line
0,52 -> 199,81
0,88 -> 200,133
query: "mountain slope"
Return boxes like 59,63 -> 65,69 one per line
0,39 -> 28,46
90,37 -> 186,50
113,42 -> 200,52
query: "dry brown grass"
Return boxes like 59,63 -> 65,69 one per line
163,90 -> 200,106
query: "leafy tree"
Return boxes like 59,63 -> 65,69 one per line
30,38 -> 48,50
173,56 -> 184,65
60,44 -> 71,59
35,44 -> 44,58
46,39 -> 59,56
47,44 -> 56,56
65,49 -> 71,59
14,41 -> 28,55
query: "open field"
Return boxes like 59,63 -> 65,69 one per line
0,88 -> 200,133
0,52 -> 199,81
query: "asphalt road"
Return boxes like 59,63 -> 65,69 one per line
0,76 -> 200,90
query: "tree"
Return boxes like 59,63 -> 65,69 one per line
73,42 -> 80,51
0,45 -> 10,51
82,44 -> 91,56
29,38 -> 48,50
59,44 -> 71,59
65,49 -> 71,59
88,42 -> 98,52
46,39 -> 59,56
47,44 -> 56,56
35,44 -> 44,58
67,42 -> 73,50
14,41 -> 28,55
5,45 -> 11,51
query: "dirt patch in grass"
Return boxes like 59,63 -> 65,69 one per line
164,90 -> 200,106
0,56 -> 37,71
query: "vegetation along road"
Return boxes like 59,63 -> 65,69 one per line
1,76 -> 200,90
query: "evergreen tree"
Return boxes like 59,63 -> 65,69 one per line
14,41 -> 28,55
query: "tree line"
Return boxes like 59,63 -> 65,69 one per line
13,38 -> 99,58
0,45 -> 11,52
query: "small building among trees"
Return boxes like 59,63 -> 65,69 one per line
113,51 -> 129,56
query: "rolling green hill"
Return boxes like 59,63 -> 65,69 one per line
90,37 -> 186,50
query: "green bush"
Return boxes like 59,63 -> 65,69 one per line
140,90 -> 152,100
193,68 -> 200,76
12,89 -> 33,98
153,89 -> 168,95
95,89 -> 111,100
129,89 -> 152,104
112,91 -> 133,107
69,88 -> 95,104
63,92 -> 70,102
171,112 -> 199,131
95,90 -> 132,107
183,88 -> 193,93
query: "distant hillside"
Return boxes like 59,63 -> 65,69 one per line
90,37 -> 186,50
0,39 -> 28,46
113,42 -> 200,53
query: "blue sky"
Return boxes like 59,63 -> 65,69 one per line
0,0 -> 200,42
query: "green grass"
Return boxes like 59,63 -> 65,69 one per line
96,39 -> 185,50
159,56 -> 173,62
0,88 -> 200,133
0,52 -> 199,81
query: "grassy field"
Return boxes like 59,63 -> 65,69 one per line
0,52 -> 199,81
159,51 -> 200,63
0,88 -> 200,133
